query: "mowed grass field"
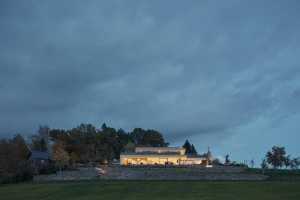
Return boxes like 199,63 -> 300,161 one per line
1,181 -> 300,200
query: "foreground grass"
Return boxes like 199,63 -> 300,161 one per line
1,181 -> 300,200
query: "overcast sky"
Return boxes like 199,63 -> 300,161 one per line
1,0 -> 300,164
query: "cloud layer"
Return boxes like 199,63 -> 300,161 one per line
1,0 -> 300,159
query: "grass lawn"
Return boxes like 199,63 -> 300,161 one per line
1,181 -> 300,200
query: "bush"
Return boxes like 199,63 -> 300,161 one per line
0,162 -> 34,184
38,163 -> 57,175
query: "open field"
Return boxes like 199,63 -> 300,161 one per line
1,181 -> 300,200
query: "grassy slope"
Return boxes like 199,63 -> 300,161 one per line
1,181 -> 300,200
247,168 -> 300,181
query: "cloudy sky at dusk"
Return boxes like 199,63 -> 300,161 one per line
1,0 -> 300,164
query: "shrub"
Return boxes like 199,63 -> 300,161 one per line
0,162 -> 34,184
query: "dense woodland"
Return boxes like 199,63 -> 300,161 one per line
0,123 -> 299,184
47,123 -> 170,163
0,123 -> 198,183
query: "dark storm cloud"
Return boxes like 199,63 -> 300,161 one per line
1,0 -> 300,141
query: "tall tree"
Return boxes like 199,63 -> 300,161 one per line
129,128 -> 167,147
48,123 -> 170,163
225,154 -> 231,165
130,128 -> 145,145
117,128 -> 131,151
182,140 -> 192,154
182,140 -> 198,155
101,123 -> 107,131
140,130 -> 167,147
0,135 -> 33,182
266,146 -> 287,169
12,134 -> 31,160
190,144 -> 198,155
52,142 -> 70,175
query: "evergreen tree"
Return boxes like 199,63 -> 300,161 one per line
182,140 -> 192,154
191,144 -> 198,155
101,123 -> 107,131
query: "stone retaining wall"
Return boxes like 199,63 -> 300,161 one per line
100,166 -> 268,181
33,166 -> 268,182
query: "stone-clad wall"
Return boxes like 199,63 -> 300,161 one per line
100,166 -> 268,181
33,166 -> 268,181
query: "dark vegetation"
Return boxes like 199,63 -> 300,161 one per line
0,135 -> 33,184
182,140 -> 197,155
0,123 -> 173,183
263,146 -> 300,170
49,123 -> 168,164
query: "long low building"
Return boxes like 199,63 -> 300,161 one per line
120,147 -> 212,166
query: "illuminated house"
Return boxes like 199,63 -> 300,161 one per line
120,147 -> 212,166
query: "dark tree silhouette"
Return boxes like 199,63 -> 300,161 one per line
0,135 -> 33,182
225,154 -> 231,165
182,140 -> 198,155
182,140 -> 192,154
266,146 -> 287,169
191,144 -> 198,155
48,123 -> 168,163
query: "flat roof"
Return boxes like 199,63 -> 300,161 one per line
135,147 -> 185,150
120,154 -> 187,158
121,152 -> 182,155
121,152 -> 206,159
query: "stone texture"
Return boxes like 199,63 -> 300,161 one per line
34,166 -> 268,182
99,166 -> 268,181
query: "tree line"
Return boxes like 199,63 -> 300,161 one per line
214,146 -> 300,169
47,123 -> 169,164
0,123 -> 174,183
0,135 -> 33,183
1,123 -> 202,183
261,146 -> 300,170
1,123 -> 299,183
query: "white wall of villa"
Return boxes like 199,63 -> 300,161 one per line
120,147 -> 209,166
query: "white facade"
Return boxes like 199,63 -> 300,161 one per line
120,147 -> 211,166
